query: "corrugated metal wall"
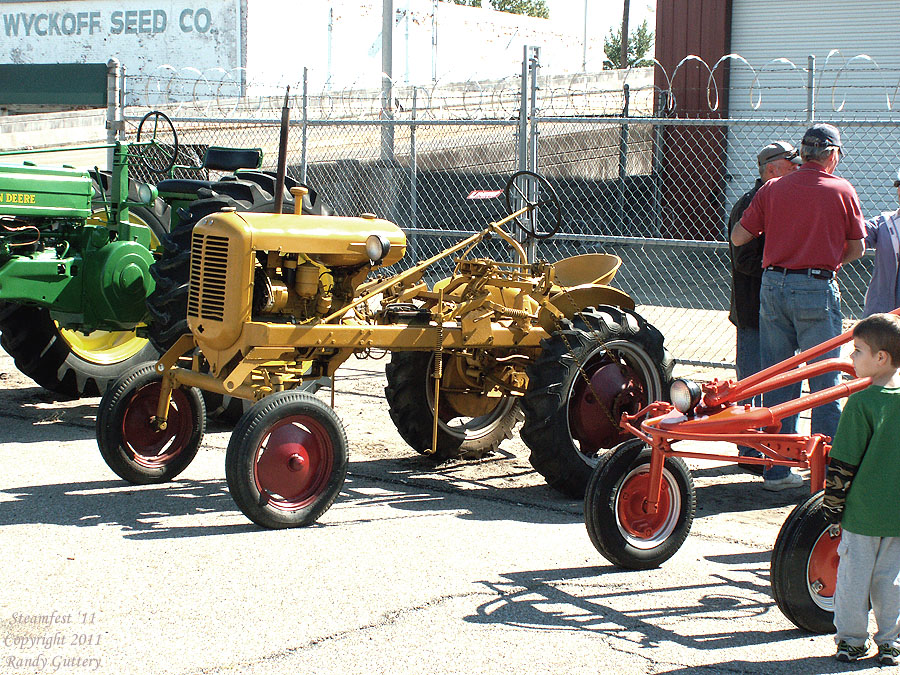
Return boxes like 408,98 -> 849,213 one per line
726,0 -> 900,225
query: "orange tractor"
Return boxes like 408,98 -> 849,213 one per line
581,312 -> 891,634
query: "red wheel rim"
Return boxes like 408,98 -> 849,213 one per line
121,382 -> 194,468
570,355 -> 648,453
807,527 -> 841,609
614,466 -> 681,549
253,415 -> 333,511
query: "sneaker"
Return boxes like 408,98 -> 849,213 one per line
738,463 -> 765,476
878,643 -> 900,666
836,640 -> 869,662
763,470 -> 804,492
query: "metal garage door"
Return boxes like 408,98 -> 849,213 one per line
725,0 -> 900,224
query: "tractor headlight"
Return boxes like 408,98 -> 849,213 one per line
366,234 -> 391,264
137,183 -> 158,205
670,378 -> 702,414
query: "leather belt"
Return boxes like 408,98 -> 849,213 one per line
765,265 -> 834,280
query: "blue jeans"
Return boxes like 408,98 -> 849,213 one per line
759,270 -> 842,478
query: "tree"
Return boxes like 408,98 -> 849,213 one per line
445,0 -> 549,19
603,19 -> 654,69
491,0 -> 549,18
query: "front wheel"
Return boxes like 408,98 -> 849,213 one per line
771,492 -> 839,634
96,363 -> 206,484
521,305 -> 672,497
584,439 -> 695,569
225,391 -> 348,529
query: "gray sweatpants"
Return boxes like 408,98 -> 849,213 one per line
834,529 -> 900,648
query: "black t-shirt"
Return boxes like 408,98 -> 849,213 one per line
727,179 -> 765,329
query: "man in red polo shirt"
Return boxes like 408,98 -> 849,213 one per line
731,123 -> 866,490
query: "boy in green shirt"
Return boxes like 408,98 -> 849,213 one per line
825,313 -> 900,664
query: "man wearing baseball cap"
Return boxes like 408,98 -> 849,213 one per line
731,123 -> 866,490
727,141 -> 801,482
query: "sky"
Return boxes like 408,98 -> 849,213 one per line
544,0 -> 656,43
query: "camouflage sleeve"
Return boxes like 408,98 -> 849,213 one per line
823,457 -> 858,524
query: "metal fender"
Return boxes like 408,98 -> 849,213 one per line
537,284 -> 636,332
552,253 -> 622,287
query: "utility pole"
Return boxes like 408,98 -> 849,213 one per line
582,0 -> 587,72
620,0 -> 630,69
381,0 -> 394,161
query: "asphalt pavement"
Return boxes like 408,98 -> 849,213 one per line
0,350 -> 887,675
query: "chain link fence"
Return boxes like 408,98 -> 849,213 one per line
121,58 -> 897,373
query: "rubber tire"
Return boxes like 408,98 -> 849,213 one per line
771,492 -> 839,634
225,391 -> 348,529
96,362 -> 206,484
384,350 -> 524,460
0,177 -> 168,397
584,439 -> 695,569
520,305 -> 673,497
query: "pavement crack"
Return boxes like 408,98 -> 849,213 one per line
347,468 -> 580,517
184,590 -> 489,675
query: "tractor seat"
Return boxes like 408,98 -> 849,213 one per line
156,147 -> 263,197
155,179 -> 217,196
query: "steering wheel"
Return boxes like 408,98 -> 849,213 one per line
503,171 -> 562,240
135,110 -> 179,175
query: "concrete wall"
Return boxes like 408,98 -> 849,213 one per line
0,108 -> 105,148
247,0 -> 592,93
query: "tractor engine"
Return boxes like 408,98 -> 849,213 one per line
187,207 -> 406,354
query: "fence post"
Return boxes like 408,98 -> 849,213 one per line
301,67 -> 309,184
652,88 -> 664,238
517,46 -> 529,175
410,88 -> 418,263
618,83 -> 630,233
527,46 -> 540,261
106,58 -> 122,172
807,55 -> 815,122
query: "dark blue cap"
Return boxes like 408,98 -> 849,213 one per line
802,123 -> 841,149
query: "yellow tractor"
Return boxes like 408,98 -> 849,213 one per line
96,171 -> 672,528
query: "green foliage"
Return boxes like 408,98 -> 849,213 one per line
603,19 -> 654,69
490,0 -> 549,18
444,0 -> 549,19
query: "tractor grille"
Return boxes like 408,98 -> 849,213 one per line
188,233 -> 229,321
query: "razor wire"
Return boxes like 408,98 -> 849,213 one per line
121,52 -> 900,372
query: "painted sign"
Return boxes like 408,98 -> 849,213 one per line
466,190 -> 503,200
0,1 -> 242,103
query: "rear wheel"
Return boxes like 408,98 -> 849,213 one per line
521,305 -> 672,497
0,178 -> 168,397
97,363 -> 206,484
771,492 -> 839,634
225,391 -> 348,529
385,350 -> 523,460
584,440 -> 695,569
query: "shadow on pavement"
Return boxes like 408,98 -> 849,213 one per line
341,459 -> 583,525
0,477 -> 257,539
1,388 -> 98,443
463,565 -> 796,651
654,656 -> 869,674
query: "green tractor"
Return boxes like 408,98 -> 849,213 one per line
0,111 -> 325,399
